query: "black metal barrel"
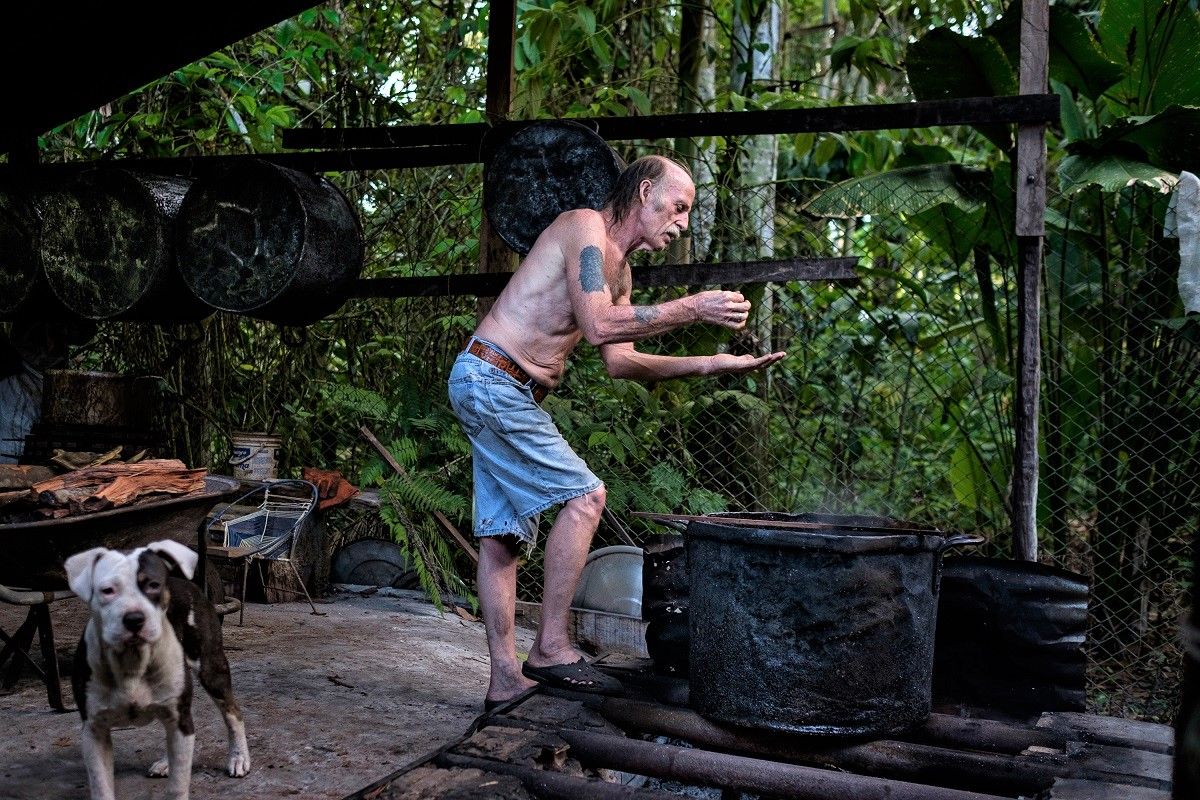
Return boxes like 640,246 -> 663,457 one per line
176,160 -> 364,326
483,120 -> 623,255
687,512 -> 979,737
39,169 -> 210,322
0,180 -> 44,319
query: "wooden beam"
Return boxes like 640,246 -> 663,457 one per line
1036,712 -> 1174,755
282,95 -> 1061,151
8,95 -> 1062,180
477,0 -> 519,310
0,146 -> 476,179
1012,0 -> 1049,562
347,257 -> 858,299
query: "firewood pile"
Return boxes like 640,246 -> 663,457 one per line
0,459 -> 207,523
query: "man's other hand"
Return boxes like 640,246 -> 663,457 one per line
708,351 -> 787,376
691,291 -> 752,330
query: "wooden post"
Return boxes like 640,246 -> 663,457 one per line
477,0 -> 519,319
670,0 -> 705,264
1012,0 -> 1049,562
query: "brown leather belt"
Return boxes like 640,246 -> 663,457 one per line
466,339 -> 549,403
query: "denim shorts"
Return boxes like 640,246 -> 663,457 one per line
447,341 -> 602,548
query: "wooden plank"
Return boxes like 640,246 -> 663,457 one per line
504,693 -> 602,729
1037,712 -> 1175,754
632,511 -> 941,534
1016,0 -> 1048,237
1011,235 -> 1042,562
349,256 -> 858,299
437,752 -> 671,799
9,98 -> 1064,180
282,95 -> 1061,151
516,601 -> 648,658
1011,0 -> 1049,562
632,256 -> 858,286
372,764 -> 531,799
1046,778 -> 1171,799
452,725 -> 569,768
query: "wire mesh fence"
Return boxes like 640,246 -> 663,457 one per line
17,131 -> 1195,723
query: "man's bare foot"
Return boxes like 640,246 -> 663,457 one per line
485,672 -> 537,706
525,643 -> 583,669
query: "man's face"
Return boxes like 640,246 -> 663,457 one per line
635,167 -> 695,252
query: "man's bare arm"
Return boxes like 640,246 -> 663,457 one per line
566,220 -> 751,345
600,342 -> 787,381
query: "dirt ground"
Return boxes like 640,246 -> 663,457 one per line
0,589 -> 531,800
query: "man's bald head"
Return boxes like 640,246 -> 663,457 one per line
604,155 -> 693,225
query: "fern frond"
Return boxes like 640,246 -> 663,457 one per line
387,437 -> 420,469
391,472 -> 470,518
323,384 -> 395,421
439,426 -> 471,457
686,488 -> 729,515
359,458 -> 387,487
648,463 -> 686,508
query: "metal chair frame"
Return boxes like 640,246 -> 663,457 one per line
206,480 -> 323,625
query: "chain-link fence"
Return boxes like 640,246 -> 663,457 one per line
17,128 -> 1195,723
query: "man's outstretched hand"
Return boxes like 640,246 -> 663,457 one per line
708,351 -> 787,376
691,290 -> 753,330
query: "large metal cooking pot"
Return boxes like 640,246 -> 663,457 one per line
687,512 -> 981,736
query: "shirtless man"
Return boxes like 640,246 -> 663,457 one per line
448,155 -> 785,707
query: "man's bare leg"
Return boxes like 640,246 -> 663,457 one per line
528,486 -> 606,667
478,535 -> 536,704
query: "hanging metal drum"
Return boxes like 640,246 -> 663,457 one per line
483,120 -> 623,255
176,160 -> 364,326
0,180 -> 45,319
39,169 -> 210,322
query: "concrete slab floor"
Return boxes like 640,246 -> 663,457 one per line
0,590 -> 532,800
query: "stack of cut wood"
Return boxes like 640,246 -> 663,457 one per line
0,460 -> 206,521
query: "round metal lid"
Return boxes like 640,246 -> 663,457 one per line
483,120 -> 623,255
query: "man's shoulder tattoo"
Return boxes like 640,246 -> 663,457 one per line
579,245 -> 605,293
634,306 -> 661,323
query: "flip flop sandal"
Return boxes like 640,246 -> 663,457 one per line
521,658 -> 623,694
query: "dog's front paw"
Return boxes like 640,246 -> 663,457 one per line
147,757 -> 170,778
227,749 -> 251,778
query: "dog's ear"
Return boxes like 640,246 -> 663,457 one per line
145,540 -> 198,580
65,548 -> 109,601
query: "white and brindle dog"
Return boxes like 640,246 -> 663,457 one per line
65,539 -> 250,800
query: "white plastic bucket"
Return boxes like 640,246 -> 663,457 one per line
229,432 -> 281,480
